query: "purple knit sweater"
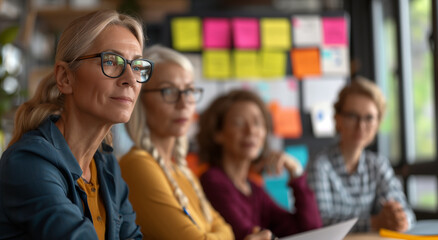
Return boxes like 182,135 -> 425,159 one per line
200,167 -> 322,240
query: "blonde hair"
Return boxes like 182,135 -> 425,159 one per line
334,76 -> 386,121
9,10 -> 144,147
126,45 -> 212,222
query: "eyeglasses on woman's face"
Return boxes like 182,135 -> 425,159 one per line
340,111 -> 378,127
75,52 -> 154,83
142,87 -> 203,103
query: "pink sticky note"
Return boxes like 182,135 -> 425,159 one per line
203,18 -> 231,49
322,17 -> 347,46
232,18 -> 260,49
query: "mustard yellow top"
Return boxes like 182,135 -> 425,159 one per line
77,158 -> 106,240
119,147 -> 234,240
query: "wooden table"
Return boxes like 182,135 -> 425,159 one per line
344,233 -> 398,240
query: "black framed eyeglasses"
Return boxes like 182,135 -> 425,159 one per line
142,87 -> 203,103
75,51 -> 154,83
340,112 -> 378,127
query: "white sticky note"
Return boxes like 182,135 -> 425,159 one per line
321,47 -> 349,76
292,15 -> 322,46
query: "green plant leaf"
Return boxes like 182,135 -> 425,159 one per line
0,25 -> 19,45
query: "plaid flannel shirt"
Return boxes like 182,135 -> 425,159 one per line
306,144 -> 416,232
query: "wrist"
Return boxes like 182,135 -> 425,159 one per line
291,164 -> 304,178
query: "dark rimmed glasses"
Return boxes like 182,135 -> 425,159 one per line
142,87 -> 203,103
341,111 -> 378,127
75,52 -> 154,83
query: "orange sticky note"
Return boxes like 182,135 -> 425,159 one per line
269,102 -> 302,138
291,48 -> 321,79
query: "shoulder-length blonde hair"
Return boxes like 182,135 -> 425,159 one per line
197,89 -> 273,167
9,10 -> 144,147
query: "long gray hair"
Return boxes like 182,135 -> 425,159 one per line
125,45 -> 212,222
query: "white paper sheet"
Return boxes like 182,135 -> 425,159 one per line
302,77 -> 346,113
221,81 -> 250,92
265,79 -> 299,108
280,218 -> 358,240
195,81 -> 220,113
310,102 -> 336,137
244,79 -> 299,108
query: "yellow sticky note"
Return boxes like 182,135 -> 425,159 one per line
233,50 -> 259,79
203,50 -> 231,79
171,17 -> 202,51
261,18 -> 292,50
260,51 -> 286,78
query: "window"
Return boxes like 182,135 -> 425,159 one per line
408,175 -> 438,211
373,0 -> 401,164
372,0 -> 438,218
409,0 -> 436,161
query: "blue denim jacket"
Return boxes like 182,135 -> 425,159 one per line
0,116 -> 142,240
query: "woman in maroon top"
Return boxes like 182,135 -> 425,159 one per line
197,90 -> 322,240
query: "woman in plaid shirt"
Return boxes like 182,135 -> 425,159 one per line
307,76 -> 415,232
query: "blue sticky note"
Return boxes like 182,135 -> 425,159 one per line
263,145 -> 309,211
263,169 -> 291,211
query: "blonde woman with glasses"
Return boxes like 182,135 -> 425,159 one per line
119,45 -> 233,239
0,10 -> 153,239
307,76 -> 416,232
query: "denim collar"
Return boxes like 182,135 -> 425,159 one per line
37,115 -> 114,179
